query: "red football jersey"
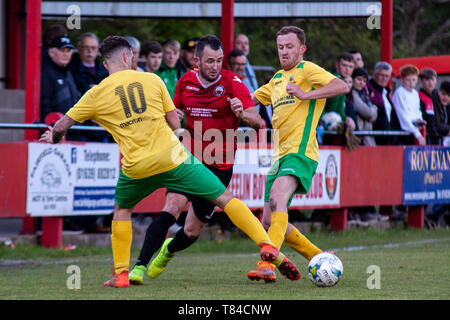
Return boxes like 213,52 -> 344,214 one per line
174,69 -> 254,170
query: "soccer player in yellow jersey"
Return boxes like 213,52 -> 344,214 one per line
247,26 -> 349,282
39,35 -> 300,287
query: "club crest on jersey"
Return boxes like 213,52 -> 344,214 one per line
213,85 -> 225,97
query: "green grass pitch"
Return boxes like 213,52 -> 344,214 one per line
0,228 -> 449,300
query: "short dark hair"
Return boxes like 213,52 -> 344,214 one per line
337,53 -> 355,64
347,49 -> 361,55
141,40 -> 162,57
352,67 -> 369,80
195,34 -> 223,59
276,26 -> 306,45
99,36 -> 132,60
419,68 -> 437,80
439,81 -> 450,95
227,49 -> 245,65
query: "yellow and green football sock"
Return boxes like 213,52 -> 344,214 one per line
284,225 -> 322,260
223,198 -> 271,246
111,220 -> 132,274
268,211 -> 289,249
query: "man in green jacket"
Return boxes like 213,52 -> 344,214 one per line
155,39 -> 186,98
322,53 -> 356,131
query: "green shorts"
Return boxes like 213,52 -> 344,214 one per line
264,153 -> 318,207
115,152 -> 227,209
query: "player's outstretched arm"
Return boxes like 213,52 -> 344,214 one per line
286,78 -> 349,101
39,115 -> 76,144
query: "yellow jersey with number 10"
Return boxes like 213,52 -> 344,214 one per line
254,60 -> 335,163
66,69 -> 188,179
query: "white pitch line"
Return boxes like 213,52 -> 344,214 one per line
0,238 -> 449,267
329,237 -> 450,252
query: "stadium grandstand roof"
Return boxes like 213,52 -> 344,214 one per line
42,0 -> 381,18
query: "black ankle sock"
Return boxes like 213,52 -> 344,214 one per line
135,211 -> 176,266
168,228 -> 198,253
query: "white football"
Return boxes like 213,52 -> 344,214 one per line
308,252 -> 343,287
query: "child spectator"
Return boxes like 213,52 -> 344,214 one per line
141,40 -> 163,73
418,68 -> 439,144
351,68 -> 377,146
392,64 -> 426,145
156,39 -> 185,98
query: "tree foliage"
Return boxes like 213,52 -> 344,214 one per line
42,0 -> 448,79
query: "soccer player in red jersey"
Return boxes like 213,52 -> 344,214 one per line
129,35 -> 300,284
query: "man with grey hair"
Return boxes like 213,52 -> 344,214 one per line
124,36 -> 145,72
366,61 -> 402,145
69,32 -> 108,94
69,32 -> 111,144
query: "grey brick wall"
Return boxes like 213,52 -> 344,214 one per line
0,89 -> 25,142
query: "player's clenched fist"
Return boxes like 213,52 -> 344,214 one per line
228,97 -> 244,118
286,82 -> 307,100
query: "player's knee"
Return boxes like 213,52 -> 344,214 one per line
184,226 -> 201,238
269,197 -> 278,212
162,203 -> 182,217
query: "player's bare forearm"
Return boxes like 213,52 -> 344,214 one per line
53,115 -> 75,143
165,109 -> 184,138
287,78 -> 349,101
251,93 -> 262,107
165,109 -> 181,131
39,115 -> 75,144
240,107 -> 263,130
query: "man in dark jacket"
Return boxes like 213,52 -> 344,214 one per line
69,32 -> 108,94
366,61 -> 402,145
432,81 -> 450,144
40,36 -> 82,141
69,32 -> 110,142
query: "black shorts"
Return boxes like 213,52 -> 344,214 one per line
166,166 -> 233,223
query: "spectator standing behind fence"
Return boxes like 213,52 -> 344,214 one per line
179,38 -> 199,72
141,40 -> 163,73
366,61 -> 402,145
228,49 -> 273,128
40,36 -> 81,139
432,81 -> 450,144
322,53 -> 356,131
124,36 -> 144,72
42,24 -> 68,60
392,65 -> 427,146
68,33 -> 112,143
156,40 -> 185,98
348,49 -> 364,69
69,33 -> 108,94
234,34 -> 258,94
350,68 -> 377,146
343,75 -> 359,131
418,68 -> 440,145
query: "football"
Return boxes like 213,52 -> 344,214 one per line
308,252 -> 343,287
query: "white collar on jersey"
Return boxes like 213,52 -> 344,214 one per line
196,73 -> 223,89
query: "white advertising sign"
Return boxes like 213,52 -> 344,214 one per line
26,143 -> 120,216
228,148 -> 341,208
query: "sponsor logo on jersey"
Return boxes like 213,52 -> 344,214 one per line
186,86 -> 200,91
